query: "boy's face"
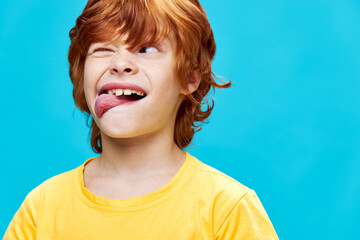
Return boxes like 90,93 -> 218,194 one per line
83,34 -> 185,139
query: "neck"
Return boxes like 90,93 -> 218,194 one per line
95,129 -> 185,178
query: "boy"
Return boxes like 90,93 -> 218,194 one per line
4,0 -> 279,239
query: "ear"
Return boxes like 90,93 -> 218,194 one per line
181,70 -> 201,95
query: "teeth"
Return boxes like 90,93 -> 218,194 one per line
107,89 -> 115,95
106,88 -> 145,96
123,89 -> 132,95
115,89 -> 123,96
136,91 -> 144,96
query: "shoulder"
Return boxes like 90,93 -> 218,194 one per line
187,154 -> 253,223
25,167 -> 78,204
187,154 -> 278,238
188,154 -> 250,199
39,167 -> 76,190
4,167 -> 80,238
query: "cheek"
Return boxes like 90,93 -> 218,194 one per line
83,63 -> 98,109
83,61 -> 95,87
83,75 -> 91,102
83,60 -> 103,94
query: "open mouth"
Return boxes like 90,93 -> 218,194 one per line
100,88 -> 147,101
95,86 -> 147,117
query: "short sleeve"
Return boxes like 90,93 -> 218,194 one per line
215,190 -> 279,240
3,185 -> 42,240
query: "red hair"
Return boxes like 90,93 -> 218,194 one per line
68,0 -> 231,153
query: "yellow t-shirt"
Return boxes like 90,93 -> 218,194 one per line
4,153 -> 278,239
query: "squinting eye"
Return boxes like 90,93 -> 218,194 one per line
93,48 -> 112,53
139,46 -> 159,54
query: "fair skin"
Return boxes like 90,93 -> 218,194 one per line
82,34 -> 200,199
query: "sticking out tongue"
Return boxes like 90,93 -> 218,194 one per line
95,94 -> 141,117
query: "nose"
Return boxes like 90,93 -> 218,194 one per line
109,52 -> 138,75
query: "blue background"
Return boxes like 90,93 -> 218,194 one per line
1,0 -> 359,238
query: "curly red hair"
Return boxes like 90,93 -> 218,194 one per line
68,0 -> 230,153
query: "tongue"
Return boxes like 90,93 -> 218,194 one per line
95,94 -> 137,117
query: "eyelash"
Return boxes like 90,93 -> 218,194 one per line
93,48 -> 112,53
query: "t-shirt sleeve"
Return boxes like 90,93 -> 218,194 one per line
3,186 -> 42,240
215,190 -> 279,240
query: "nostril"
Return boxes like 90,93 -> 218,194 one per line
124,68 -> 131,73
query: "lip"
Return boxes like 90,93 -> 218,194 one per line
98,82 -> 147,96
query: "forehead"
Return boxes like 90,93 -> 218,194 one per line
82,1 -> 175,52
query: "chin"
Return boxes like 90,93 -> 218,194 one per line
94,114 -> 141,136
100,127 -> 144,139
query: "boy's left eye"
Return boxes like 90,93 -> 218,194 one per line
139,46 -> 159,54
